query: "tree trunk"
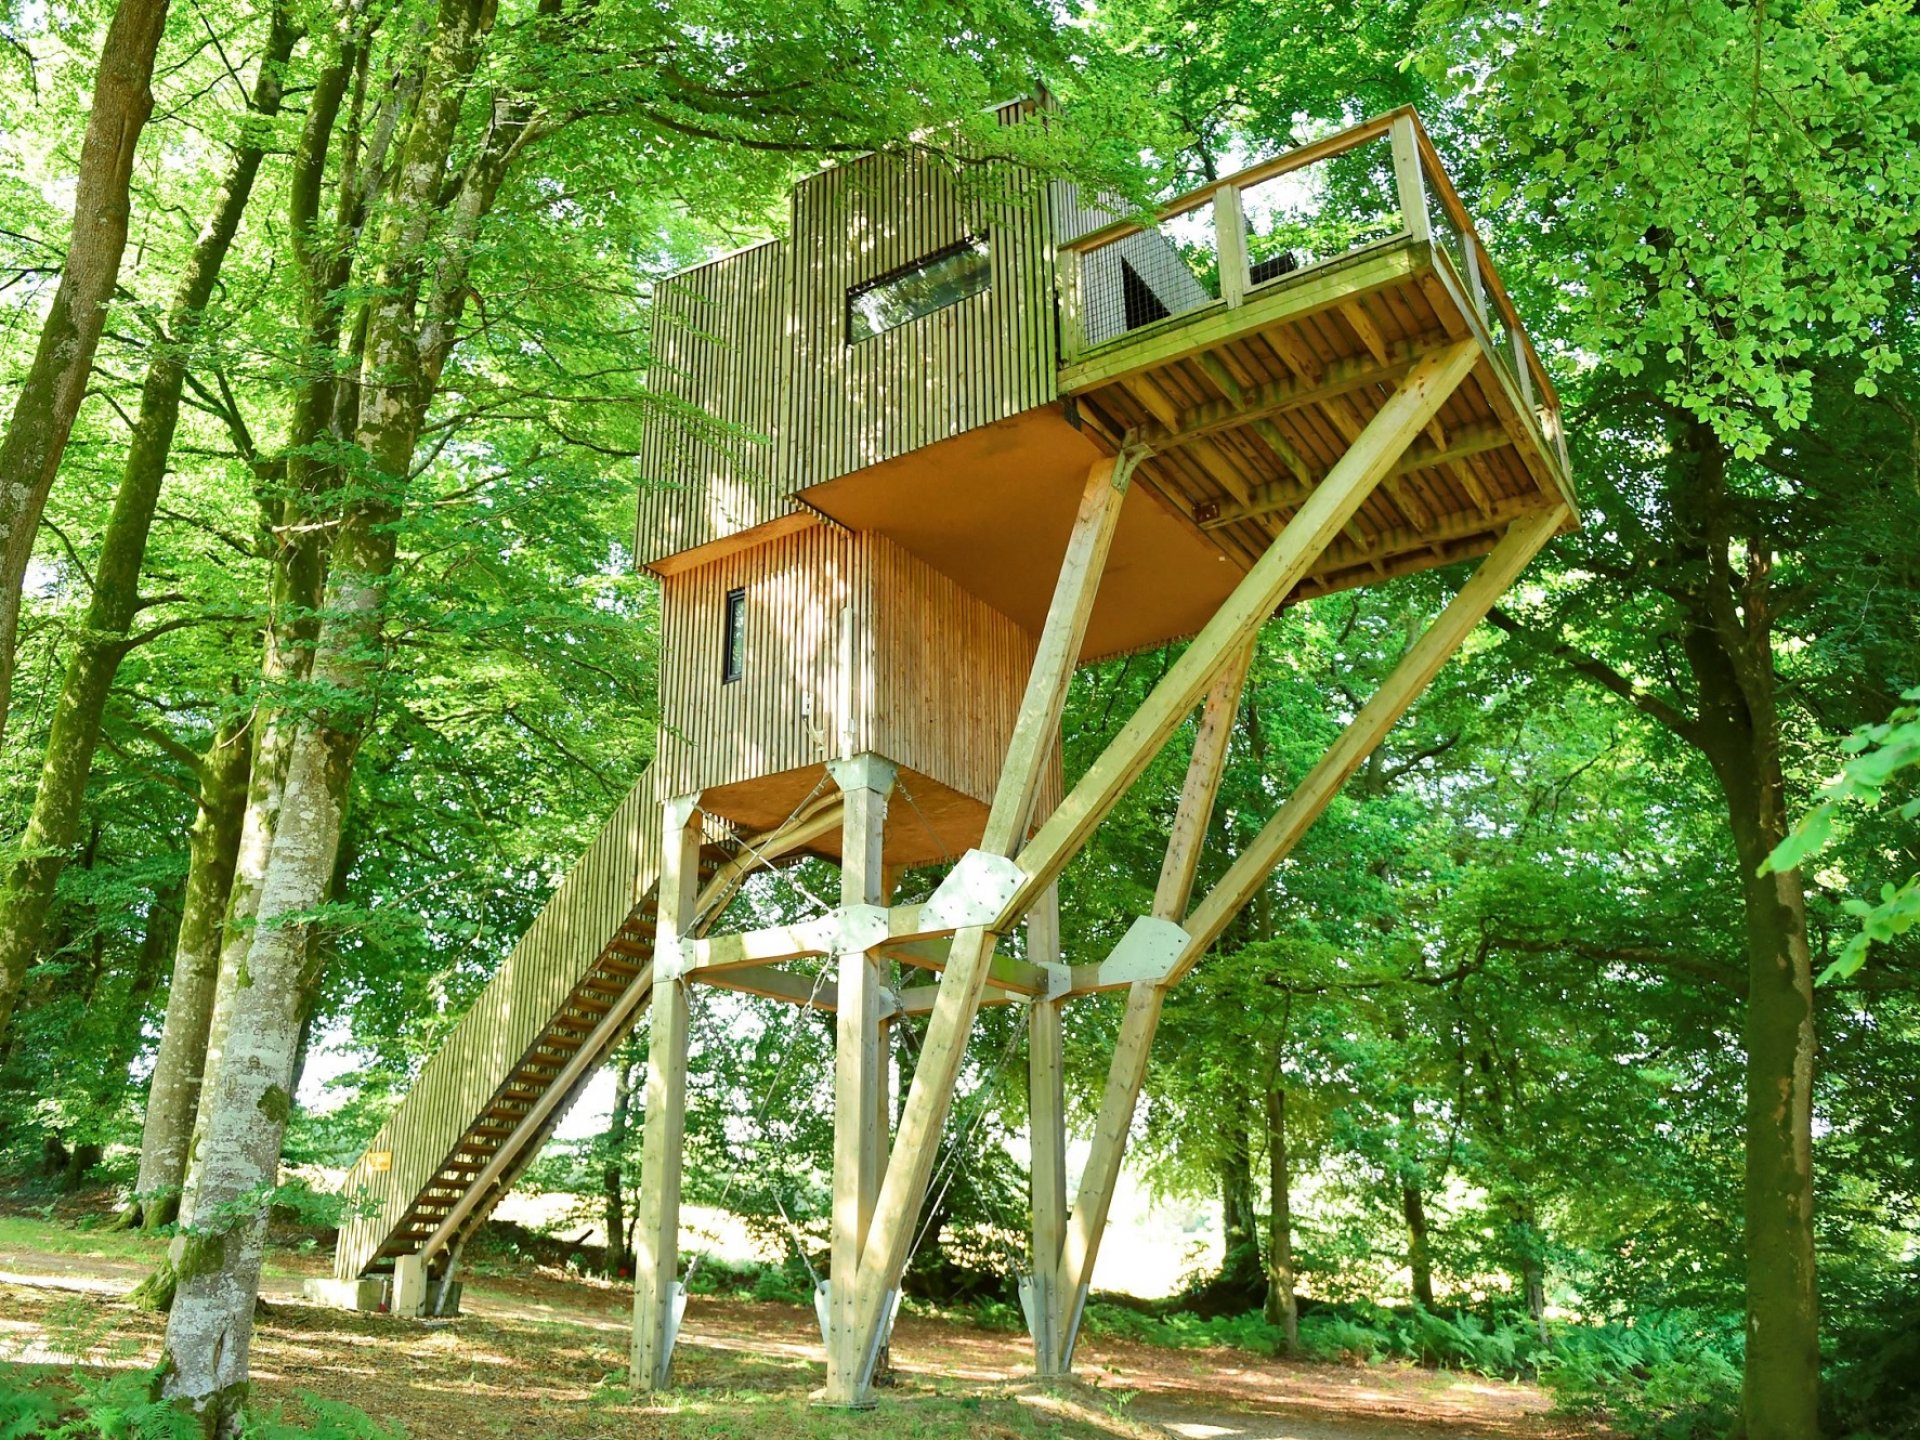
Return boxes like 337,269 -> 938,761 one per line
1402,1179 -> 1434,1309
604,1047 -> 637,1276
1509,1199 -> 1548,1344
0,0 -> 172,745
1262,1083 -> 1299,1352
1218,1092 -> 1262,1295
101,876 -> 182,1091
159,0 -> 515,1420
133,714 -> 251,1229
1671,424 -> 1819,1440
0,6 -> 295,1047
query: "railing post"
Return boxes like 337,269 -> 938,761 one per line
1215,184 -> 1247,308
1390,113 -> 1430,244
1512,331 -> 1537,409
1462,231 -> 1489,325
1057,246 -> 1085,362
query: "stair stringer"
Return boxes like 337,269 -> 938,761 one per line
333,772 -> 663,1280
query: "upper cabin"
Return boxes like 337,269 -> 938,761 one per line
636,104 -> 1575,862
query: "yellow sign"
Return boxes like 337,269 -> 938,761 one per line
366,1152 -> 392,1173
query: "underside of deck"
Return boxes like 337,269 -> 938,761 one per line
1060,236 -> 1574,604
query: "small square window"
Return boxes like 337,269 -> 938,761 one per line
722,587 -> 746,684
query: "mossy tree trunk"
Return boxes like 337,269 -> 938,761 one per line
158,0 -> 542,1421
1262,1083 -> 1299,1352
0,0 -> 171,748
1669,428 -> 1818,1440
132,713 -> 251,1230
0,4 -> 295,1047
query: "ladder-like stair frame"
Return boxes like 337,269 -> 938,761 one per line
334,772 -> 728,1280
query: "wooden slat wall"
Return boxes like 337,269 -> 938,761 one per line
780,109 -> 1057,492
658,525 -> 1057,813
655,523 -> 871,799
333,772 -> 662,1280
635,240 -> 789,563
867,534 -> 1058,812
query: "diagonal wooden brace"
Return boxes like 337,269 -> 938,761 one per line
1048,641 -> 1251,1371
1179,507 -> 1564,971
842,451 -> 1136,1392
1010,339 -> 1484,917
1050,508 -> 1562,1371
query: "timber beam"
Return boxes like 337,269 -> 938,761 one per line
1178,508 -> 1564,975
1139,343 -> 1436,453
1196,421 -> 1514,530
1007,339 -> 1485,924
1045,641 -> 1251,1372
835,450 -> 1139,1402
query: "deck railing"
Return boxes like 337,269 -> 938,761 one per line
1057,107 -> 1568,477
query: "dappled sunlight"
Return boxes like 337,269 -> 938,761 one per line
0,1247 -> 1582,1440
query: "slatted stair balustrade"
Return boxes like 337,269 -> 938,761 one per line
332,774 -> 737,1281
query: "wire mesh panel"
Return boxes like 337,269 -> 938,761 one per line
1076,205 -> 1221,349
1238,131 -> 1402,292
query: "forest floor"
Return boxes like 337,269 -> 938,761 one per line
0,1211 -> 1606,1440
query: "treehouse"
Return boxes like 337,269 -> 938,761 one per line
324,104 -> 1574,1407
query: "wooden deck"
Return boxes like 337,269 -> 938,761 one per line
1055,109 -> 1575,604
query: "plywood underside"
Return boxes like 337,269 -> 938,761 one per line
1060,239 -> 1575,604
799,405 -> 1239,662
699,761 -> 1005,869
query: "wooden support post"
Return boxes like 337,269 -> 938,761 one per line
824,755 -> 897,1405
845,453 -> 1134,1397
630,794 -> 702,1392
1390,112 -> 1430,244
1181,509 -> 1564,969
1051,646 -> 1251,1371
1057,246 -> 1086,361
1024,885 -> 1068,1376
1014,340 -> 1482,908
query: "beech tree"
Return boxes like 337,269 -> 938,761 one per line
0,0 -> 172,745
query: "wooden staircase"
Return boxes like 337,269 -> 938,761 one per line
334,772 -> 720,1281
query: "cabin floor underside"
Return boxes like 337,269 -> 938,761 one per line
791,235 -> 1572,663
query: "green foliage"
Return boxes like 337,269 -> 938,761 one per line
0,1371 -> 403,1439
1537,1313 -> 1743,1440
1767,686 -> 1920,981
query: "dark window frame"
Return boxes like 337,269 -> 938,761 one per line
722,586 -> 746,685
845,236 -> 992,344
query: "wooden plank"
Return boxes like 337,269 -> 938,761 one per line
1058,245 -> 1421,397
1025,885 -> 1068,1376
844,453 -> 1133,1397
631,797 -> 701,1391
1049,642 -> 1250,1370
984,452 -> 1137,852
826,758 -> 896,1403
1179,509 -> 1565,969
1012,340 -> 1484,914
1134,344 -> 1429,452
1390,112 -> 1430,244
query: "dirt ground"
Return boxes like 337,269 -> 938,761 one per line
0,1232 -> 1606,1440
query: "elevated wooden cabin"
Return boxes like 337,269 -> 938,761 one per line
637,105 -> 1573,863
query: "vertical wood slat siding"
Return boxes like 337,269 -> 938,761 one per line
638,105 -> 1059,570
656,524 -> 869,798
781,109 -> 1057,494
333,773 -> 662,1280
635,240 -> 788,563
659,525 -> 1057,813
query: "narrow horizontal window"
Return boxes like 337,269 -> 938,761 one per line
847,238 -> 991,343
722,587 -> 746,684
